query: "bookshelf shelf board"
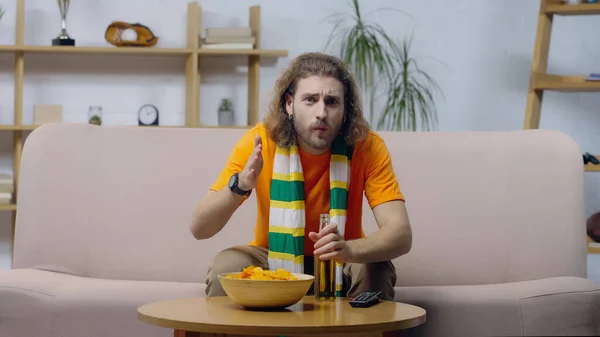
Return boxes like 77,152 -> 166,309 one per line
0,45 -> 194,56
198,125 -> 252,129
588,236 -> 600,254
0,46 -> 16,54
109,125 -> 251,129
0,45 -> 289,58
585,156 -> 600,172
546,3 -> 600,15
0,125 -> 38,131
109,125 -> 252,129
532,73 -> 600,92
0,124 -> 253,130
0,204 -> 17,211
197,48 -> 288,57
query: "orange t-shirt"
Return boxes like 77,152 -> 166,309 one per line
210,122 -> 405,256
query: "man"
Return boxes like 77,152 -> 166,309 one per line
190,52 -> 412,301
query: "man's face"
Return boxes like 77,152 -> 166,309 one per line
285,75 -> 345,155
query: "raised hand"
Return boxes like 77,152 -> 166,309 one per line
238,135 -> 263,191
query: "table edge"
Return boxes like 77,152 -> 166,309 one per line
137,303 -> 426,335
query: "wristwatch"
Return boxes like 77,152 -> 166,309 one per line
228,172 -> 252,197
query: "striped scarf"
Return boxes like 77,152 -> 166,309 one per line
268,135 -> 351,297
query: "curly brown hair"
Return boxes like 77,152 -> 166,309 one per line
263,52 -> 370,148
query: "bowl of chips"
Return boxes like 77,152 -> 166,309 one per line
218,266 -> 314,309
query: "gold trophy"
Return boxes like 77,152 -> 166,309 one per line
52,0 -> 75,46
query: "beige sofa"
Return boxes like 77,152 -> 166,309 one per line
0,123 -> 598,337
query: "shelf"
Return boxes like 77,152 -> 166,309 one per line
0,124 -> 252,130
546,3 -> 600,15
0,204 -> 16,211
196,125 -> 252,129
119,125 -> 252,129
0,45 -> 193,56
0,45 -> 288,58
0,125 -> 37,131
0,0 -> 288,268
197,49 -> 288,57
585,155 -> 600,172
531,73 -> 600,92
588,236 -> 600,254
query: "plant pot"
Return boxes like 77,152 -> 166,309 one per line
218,110 -> 234,126
89,115 -> 102,125
88,106 -> 103,126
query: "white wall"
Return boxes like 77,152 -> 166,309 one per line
0,0 -> 599,279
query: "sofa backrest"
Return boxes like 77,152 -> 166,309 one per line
12,123 -> 587,286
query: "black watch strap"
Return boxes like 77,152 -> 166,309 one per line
229,172 -> 251,196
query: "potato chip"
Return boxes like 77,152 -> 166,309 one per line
226,266 -> 298,280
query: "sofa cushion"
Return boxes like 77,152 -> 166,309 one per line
0,269 -> 205,337
517,277 -> 600,336
395,276 -> 600,337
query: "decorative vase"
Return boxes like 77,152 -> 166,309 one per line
218,109 -> 234,126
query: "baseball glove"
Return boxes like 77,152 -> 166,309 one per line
105,21 -> 158,47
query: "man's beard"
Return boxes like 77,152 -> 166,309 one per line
293,115 -> 338,151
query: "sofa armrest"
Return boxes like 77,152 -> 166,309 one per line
394,277 -> 600,337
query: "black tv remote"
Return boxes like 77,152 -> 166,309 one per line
349,291 -> 382,308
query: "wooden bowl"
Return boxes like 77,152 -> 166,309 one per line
217,272 -> 314,309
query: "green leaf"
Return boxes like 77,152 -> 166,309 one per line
322,1 -> 442,132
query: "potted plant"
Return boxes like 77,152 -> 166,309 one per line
218,98 -> 234,126
322,0 -> 442,131
88,106 -> 103,125
89,115 -> 101,125
377,36 -> 442,131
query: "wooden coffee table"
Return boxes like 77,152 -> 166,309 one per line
137,296 -> 426,336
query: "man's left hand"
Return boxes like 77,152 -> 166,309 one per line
308,222 -> 355,263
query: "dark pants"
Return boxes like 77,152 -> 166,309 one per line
205,245 -> 397,301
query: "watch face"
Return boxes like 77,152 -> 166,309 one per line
139,105 -> 158,125
228,173 -> 237,189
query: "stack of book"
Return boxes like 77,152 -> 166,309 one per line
0,173 -> 13,205
199,27 -> 255,49
584,73 -> 600,81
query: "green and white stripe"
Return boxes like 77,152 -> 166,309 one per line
268,145 -> 306,273
268,135 -> 351,297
